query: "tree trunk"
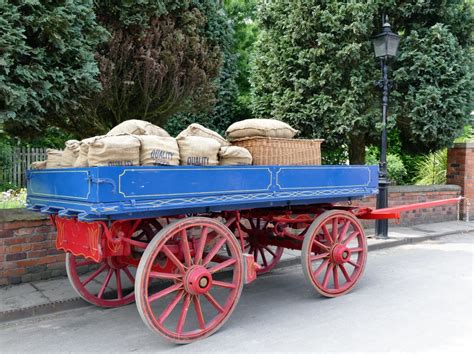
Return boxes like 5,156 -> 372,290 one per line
348,133 -> 366,165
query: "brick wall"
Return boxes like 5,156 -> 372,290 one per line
0,210 -> 65,286
350,185 -> 461,228
447,143 -> 474,218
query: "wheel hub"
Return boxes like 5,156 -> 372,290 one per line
184,266 -> 212,295
331,244 -> 351,264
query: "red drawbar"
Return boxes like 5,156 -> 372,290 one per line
356,197 -> 462,220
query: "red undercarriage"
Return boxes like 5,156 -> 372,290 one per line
51,197 -> 461,267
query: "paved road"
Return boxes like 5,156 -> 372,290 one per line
1,234 -> 472,352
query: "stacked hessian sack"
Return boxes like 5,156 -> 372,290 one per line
176,123 -> 252,166
33,119 -> 253,168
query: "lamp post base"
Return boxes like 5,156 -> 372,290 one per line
375,178 -> 390,238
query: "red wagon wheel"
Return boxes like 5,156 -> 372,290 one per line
231,217 -> 283,274
65,219 -> 164,308
135,217 -> 244,343
66,253 -> 136,308
301,210 -> 368,297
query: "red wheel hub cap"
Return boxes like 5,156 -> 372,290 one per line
184,266 -> 212,295
331,244 -> 351,264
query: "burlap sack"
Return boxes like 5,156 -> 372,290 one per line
61,140 -> 81,167
107,119 -> 170,137
31,160 -> 47,169
74,136 -> 99,168
46,149 -> 63,168
219,146 -> 252,165
226,119 -> 299,141
139,136 -> 180,166
177,136 -> 220,166
88,135 -> 140,167
176,123 -> 230,147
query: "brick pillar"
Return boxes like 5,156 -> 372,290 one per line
447,142 -> 474,219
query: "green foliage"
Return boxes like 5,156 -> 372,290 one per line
224,0 -> 259,120
392,24 -> 473,153
413,149 -> 447,185
251,1 -> 381,161
62,1 -> 227,138
251,0 -> 473,163
165,4 -> 239,136
454,125 -> 474,143
366,146 -> 407,185
0,0 -> 107,139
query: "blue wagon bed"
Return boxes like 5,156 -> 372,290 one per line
27,165 -> 378,221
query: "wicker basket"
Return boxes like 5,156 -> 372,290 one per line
231,137 -> 323,165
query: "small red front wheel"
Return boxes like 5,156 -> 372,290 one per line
66,253 -> 136,307
301,210 -> 368,297
135,217 -> 244,343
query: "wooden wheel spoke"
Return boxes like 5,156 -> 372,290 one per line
338,220 -> 351,243
149,283 -> 183,303
238,222 -> 251,234
313,259 -> 330,278
349,247 -> 364,253
340,264 -> 352,282
115,269 -> 123,300
194,226 -> 208,265
249,218 -> 256,229
193,296 -> 206,330
312,239 -> 330,252
310,252 -> 329,262
176,294 -> 191,334
342,231 -> 360,246
81,264 -> 107,287
212,280 -> 237,289
332,218 -> 339,242
264,246 -> 277,258
208,258 -> 236,274
259,248 -> 268,267
321,224 -> 333,244
333,265 -> 339,289
162,245 -> 186,274
158,291 -> 183,325
204,292 -> 224,313
150,271 -> 183,281
180,230 -> 192,267
202,237 -> 227,266
97,268 -> 114,299
321,263 -> 334,288
347,260 -> 360,268
123,267 -> 135,283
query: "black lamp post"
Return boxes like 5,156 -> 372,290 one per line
372,16 -> 400,238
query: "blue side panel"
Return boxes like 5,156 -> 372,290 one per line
27,169 -> 96,201
115,167 -> 273,199
26,165 -> 379,221
275,166 -> 374,190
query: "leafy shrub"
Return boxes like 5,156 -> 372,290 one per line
413,149 -> 447,185
366,147 -> 407,185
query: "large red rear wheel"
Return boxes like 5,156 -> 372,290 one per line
301,210 -> 367,297
135,217 -> 244,343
